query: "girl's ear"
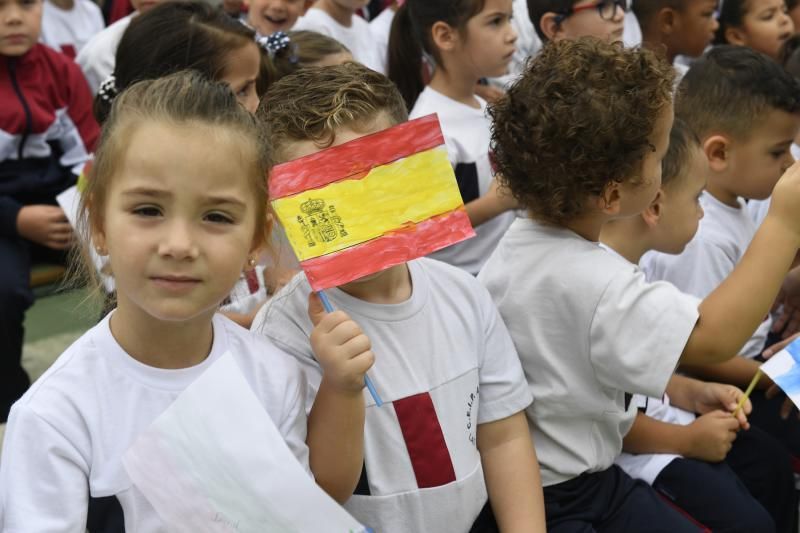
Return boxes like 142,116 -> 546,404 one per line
703,135 -> 730,173
431,20 -> 459,52
724,26 -> 747,47
641,189 -> 664,228
540,13 -> 562,41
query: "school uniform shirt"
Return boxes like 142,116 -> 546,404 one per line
293,8 -> 383,73
598,244 -> 700,485
252,257 -> 532,533
40,0 -> 105,59
410,87 -> 515,275
623,10 -> 641,47
369,6 -> 394,76
478,218 -> 699,487
641,192 -> 771,359
76,13 -> 134,95
0,313 -> 309,533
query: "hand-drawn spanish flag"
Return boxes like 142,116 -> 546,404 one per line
269,114 -> 475,291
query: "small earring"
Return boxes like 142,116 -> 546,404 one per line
95,247 -> 107,256
248,257 -> 256,268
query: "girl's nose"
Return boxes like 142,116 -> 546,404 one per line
158,220 -> 199,260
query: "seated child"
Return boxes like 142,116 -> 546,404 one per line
0,0 -> 98,423
528,0 -> 627,43
632,0 -> 718,76
253,62 -> 546,532
389,0 -> 520,275
0,71 -> 367,531
715,0 -> 794,61
76,0 -> 168,94
244,0 -> 304,37
40,0 -> 104,58
293,0 -> 383,72
602,118 -> 797,533
641,44 -> 800,457
482,37 -> 800,531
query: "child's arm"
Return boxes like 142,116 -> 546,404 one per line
305,293 -> 374,504
681,356 -> 765,390
622,411 -> 739,463
465,179 -> 518,227
681,162 -> 800,364
477,411 -> 546,533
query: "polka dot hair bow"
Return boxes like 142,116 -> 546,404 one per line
258,31 -> 292,59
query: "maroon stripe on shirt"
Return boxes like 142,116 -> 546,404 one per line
393,392 -> 456,489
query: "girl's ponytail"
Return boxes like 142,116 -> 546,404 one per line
387,3 -> 425,111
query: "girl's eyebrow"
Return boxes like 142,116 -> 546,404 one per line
120,187 -> 247,208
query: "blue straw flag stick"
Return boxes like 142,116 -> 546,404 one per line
317,290 -> 383,407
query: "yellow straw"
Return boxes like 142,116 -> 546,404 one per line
733,368 -> 762,417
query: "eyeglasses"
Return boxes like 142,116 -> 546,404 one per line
556,0 -> 630,23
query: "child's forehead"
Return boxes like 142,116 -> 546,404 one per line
279,113 -> 398,162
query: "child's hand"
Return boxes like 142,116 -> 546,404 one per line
308,293 -> 374,395
693,382 -> 751,429
16,205 -> 73,250
768,160 -> 800,241
685,411 -> 740,462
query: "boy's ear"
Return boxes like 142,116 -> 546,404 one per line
641,189 -> 664,228
597,181 -> 622,216
656,8 -> 677,35
703,135 -> 729,173
539,13 -> 562,41
724,27 -> 747,47
431,20 -> 459,52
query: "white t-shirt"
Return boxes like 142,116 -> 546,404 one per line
409,87 -> 515,275
623,10 -> 641,47
642,192 -> 771,358
0,313 -> 309,533
40,0 -> 105,58
478,218 -> 699,487
369,7 -> 394,76
489,0 -> 541,88
76,13 -> 133,95
252,258 -> 532,533
599,245 -> 699,485
294,8 -> 383,73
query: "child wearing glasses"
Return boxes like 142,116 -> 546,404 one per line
528,0 -> 628,42
482,37 -> 800,532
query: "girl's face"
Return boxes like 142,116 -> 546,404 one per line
247,0 -> 304,36
728,0 -> 794,60
459,0 -> 518,79
221,42 -> 261,114
95,121 -> 260,327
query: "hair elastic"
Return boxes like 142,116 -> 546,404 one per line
257,31 -> 298,64
98,75 -> 119,105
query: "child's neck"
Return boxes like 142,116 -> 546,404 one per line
49,0 -> 76,9
338,263 -> 412,304
640,30 -> 677,64
109,303 -> 215,369
563,210 -> 613,243
315,0 -> 354,27
705,177 -> 741,208
428,63 -> 481,109
599,217 -> 653,264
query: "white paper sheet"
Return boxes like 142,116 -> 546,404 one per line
122,352 -> 366,533
56,185 -> 115,292
761,337 -> 800,409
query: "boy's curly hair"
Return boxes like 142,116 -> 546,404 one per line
257,62 -> 408,164
489,38 -> 675,225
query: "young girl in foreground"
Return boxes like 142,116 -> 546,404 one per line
0,71 -> 371,531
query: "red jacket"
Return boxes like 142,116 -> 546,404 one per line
0,44 -> 99,237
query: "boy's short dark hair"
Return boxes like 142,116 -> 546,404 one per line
662,118 -> 700,188
257,62 -> 408,164
676,45 -> 800,141
489,38 -> 675,225
527,0 -> 576,41
631,0 -> 687,29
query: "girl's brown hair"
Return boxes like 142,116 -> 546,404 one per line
76,71 -> 271,296
268,30 -> 351,81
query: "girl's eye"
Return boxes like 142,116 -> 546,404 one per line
205,212 -> 234,224
132,205 -> 162,217
771,150 -> 786,159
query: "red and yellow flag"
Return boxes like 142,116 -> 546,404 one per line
269,114 -> 475,291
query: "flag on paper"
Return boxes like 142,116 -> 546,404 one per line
760,337 -> 800,409
269,114 -> 475,291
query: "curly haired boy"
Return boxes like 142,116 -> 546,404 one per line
479,37 -> 800,531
